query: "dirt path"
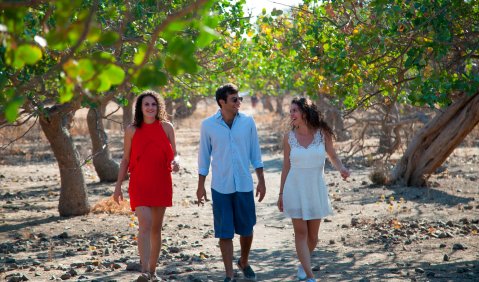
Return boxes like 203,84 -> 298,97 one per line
1,106 -> 478,282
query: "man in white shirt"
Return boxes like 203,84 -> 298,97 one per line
197,83 -> 266,282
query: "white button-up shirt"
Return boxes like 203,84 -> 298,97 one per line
198,110 -> 263,194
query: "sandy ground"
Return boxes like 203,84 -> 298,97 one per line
1,100 -> 478,282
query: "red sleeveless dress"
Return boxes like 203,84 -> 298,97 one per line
128,121 -> 174,211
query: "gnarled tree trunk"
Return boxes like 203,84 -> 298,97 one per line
378,102 -> 401,155
39,104 -> 90,216
87,101 -> 119,182
392,92 -> 479,186
316,96 -> 348,141
165,97 -> 174,118
174,96 -> 201,119
122,93 -> 135,130
275,95 -> 284,116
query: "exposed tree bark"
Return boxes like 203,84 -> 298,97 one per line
378,102 -> 401,155
87,101 -> 119,182
392,92 -> 479,186
316,96 -> 348,141
275,95 -> 284,116
39,103 -> 90,216
261,95 -> 274,112
174,96 -> 201,119
164,97 -> 174,118
122,92 -> 135,130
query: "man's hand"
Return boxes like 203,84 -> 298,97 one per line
196,185 -> 208,206
256,180 -> 266,202
340,166 -> 350,180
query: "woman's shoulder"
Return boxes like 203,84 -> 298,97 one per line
126,124 -> 137,133
124,124 -> 137,138
160,120 -> 173,128
161,120 -> 174,133
283,130 -> 294,143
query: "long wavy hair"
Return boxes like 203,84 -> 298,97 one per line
133,90 -> 168,128
291,96 -> 335,138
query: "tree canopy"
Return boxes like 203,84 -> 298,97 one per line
0,0 -> 227,122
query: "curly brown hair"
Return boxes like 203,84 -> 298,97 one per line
291,96 -> 335,138
133,90 -> 168,128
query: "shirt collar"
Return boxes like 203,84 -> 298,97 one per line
214,109 -> 241,120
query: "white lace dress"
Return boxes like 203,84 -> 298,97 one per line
283,130 -> 333,220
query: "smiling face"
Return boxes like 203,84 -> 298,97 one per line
289,102 -> 306,128
221,93 -> 242,115
141,95 -> 158,121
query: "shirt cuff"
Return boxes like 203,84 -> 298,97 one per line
198,168 -> 209,176
252,161 -> 264,169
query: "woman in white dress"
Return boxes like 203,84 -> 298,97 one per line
277,97 -> 350,281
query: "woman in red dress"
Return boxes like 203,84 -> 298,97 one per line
114,90 -> 179,282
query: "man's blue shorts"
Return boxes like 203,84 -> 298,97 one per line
211,189 -> 256,239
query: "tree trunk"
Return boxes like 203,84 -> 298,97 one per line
275,95 -> 284,116
378,102 -> 402,155
174,96 -> 201,119
87,101 -> 119,182
392,92 -> 479,186
165,97 -> 174,118
39,104 -> 90,216
261,95 -> 274,112
316,96 -> 348,141
122,92 -> 135,130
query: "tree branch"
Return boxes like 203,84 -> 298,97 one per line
0,0 -> 50,8
118,0 -> 210,92
0,116 -> 39,150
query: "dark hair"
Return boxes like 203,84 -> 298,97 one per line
291,96 -> 335,138
215,83 -> 239,108
133,90 -> 168,128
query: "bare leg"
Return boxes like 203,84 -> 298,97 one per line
136,206 -> 152,272
148,207 -> 166,273
238,234 -> 253,267
307,220 -> 321,253
292,219 -> 314,278
219,238 -> 234,278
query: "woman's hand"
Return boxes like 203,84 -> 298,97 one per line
277,194 -> 283,212
113,185 -> 123,204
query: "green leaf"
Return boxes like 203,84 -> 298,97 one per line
271,8 -> 283,16
96,75 -> 112,92
101,64 -> 125,85
135,67 -> 168,88
87,27 -> 102,43
133,45 -> 147,66
13,44 -> 43,69
99,31 -> 119,46
59,82 -> 74,103
323,43 -> 330,52
196,26 -> 218,48
63,59 -> 80,78
166,21 -> 186,32
77,59 -> 96,81
4,96 -> 24,122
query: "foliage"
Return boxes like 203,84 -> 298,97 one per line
288,0 -> 479,109
0,0 -> 219,122
2,0 -> 478,119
